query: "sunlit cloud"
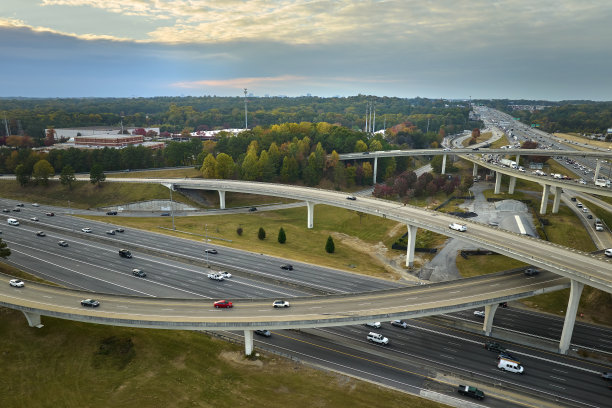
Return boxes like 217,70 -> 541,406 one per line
173,75 -> 308,89
0,17 -> 132,42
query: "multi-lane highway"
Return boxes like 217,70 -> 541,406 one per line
1,201 -> 611,407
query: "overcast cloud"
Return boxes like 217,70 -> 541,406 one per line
1,0 -> 610,100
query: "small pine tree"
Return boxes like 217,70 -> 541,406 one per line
278,227 -> 286,244
258,227 -> 266,240
325,235 -> 335,253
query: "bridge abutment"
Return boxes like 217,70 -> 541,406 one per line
405,224 -> 417,267
494,172 -> 502,194
244,329 -> 254,355
508,176 -> 516,194
472,162 -> 478,177
539,184 -> 551,214
552,186 -> 562,214
218,190 -> 226,209
306,201 -> 315,229
22,311 -> 43,328
441,154 -> 447,175
373,157 -> 378,184
559,279 -> 584,354
482,303 -> 499,336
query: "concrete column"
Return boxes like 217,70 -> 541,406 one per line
539,184 -> 551,215
306,201 -> 315,229
515,154 -> 521,165
22,311 -> 43,328
405,224 -> 417,268
218,190 -> 226,210
559,280 -> 584,354
508,176 -> 516,194
441,154 -> 447,175
552,186 -> 562,214
373,157 -> 378,184
472,162 -> 478,177
482,303 -> 499,336
244,329 -> 254,356
494,172 -> 502,194
593,160 -> 602,182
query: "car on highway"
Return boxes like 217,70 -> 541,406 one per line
524,268 -> 539,276
32,203 -> 39,207
473,310 -> 485,317
457,385 -> 484,400
106,230 -> 116,235
248,207 -> 257,212
81,299 -> 100,307
207,273 -> 224,281
46,212 -> 54,216
254,329 -> 271,337
35,231 -> 46,237
280,264 -> 293,271
497,352 -> 517,361
219,271 -> 232,279
9,279 -> 24,288
366,332 -> 389,345
58,240 -> 68,247
7,218 -> 19,226
16,203 -> 24,207
160,212 -> 170,216
273,300 -> 290,308
346,195 -> 357,200
449,223 -> 467,232
30,217 -> 39,221
213,300 -> 233,308
204,249 -> 218,254
602,372 -> 612,380
2,209 -> 9,213
106,211 -> 118,215
484,341 -> 506,353
391,320 -> 408,329
605,249 -> 612,258
81,227 -> 92,233
364,322 -> 381,329
119,249 -> 132,258
595,224 -> 604,231
132,269 -> 146,278
586,214 -> 593,219
12,208 -> 20,212
115,228 -> 124,233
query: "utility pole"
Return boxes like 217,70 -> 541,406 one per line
243,88 -> 248,129
372,101 -> 376,133
364,102 -> 368,132
170,186 -> 175,230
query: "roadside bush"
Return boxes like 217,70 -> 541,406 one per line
278,227 -> 286,244
325,235 -> 335,253
258,227 -> 266,240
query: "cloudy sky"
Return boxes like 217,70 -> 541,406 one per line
1,1 -> 610,100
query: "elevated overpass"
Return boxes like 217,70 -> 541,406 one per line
41,177 -> 610,354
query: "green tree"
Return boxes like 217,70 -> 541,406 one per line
90,163 -> 106,186
355,140 -> 368,152
277,227 -> 286,244
280,156 -> 299,182
369,139 -> 383,151
258,150 -> 275,181
215,153 -> 235,179
15,164 -> 30,186
59,165 -> 76,189
325,235 -> 335,254
241,150 -> 260,181
258,227 -> 266,240
200,153 -> 217,178
0,238 -> 10,258
32,159 -> 54,186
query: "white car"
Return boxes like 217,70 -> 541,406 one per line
9,279 -> 24,288
273,300 -> 290,308
81,227 -> 92,233
207,273 -> 224,281
605,249 -> 612,258
31,203 -> 39,207
366,332 -> 389,345
219,271 -> 232,279
30,217 -> 39,221
473,310 -> 485,317
449,223 -> 467,232
364,322 -> 381,329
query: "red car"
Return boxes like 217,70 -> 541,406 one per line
213,300 -> 233,309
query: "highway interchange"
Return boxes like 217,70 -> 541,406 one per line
1,198 -> 611,408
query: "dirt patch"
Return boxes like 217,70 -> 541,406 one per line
219,351 -> 263,368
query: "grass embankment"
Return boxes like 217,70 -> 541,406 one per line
109,167 -> 202,178
554,132 -> 612,150
581,198 -> 612,229
489,135 -> 509,148
461,131 -> 492,146
81,205 -> 406,279
0,309 -> 446,408
0,180 -> 200,209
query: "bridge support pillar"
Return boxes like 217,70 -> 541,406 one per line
539,184 -> 550,215
482,304 -> 499,336
593,160 -> 602,182
494,172 -> 502,194
472,162 -> 478,177
244,329 -> 254,356
22,311 -> 43,328
306,201 -> 315,229
373,157 -> 378,184
552,186 -> 562,214
405,224 -> 417,268
218,190 -> 226,210
515,154 -> 521,166
559,280 -> 584,354
441,154 -> 447,175
508,176 -> 516,194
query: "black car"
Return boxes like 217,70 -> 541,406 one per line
12,208 -> 20,212
160,212 -> 170,216
106,211 -> 118,215
81,299 -> 100,307
119,249 -> 132,258
2,209 -> 10,213
484,341 -> 506,353
586,214 -> 593,219
497,352 -> 516,361
46,212 -> 55,216
204,249 -> 218,254
602,372 -> 612,380
524,268 -> 539,276
115,228 -> 125,233
16,203 -> 24,207
280,264 -> 293,271
249,207 -> 257,212
254,329 -> 271,337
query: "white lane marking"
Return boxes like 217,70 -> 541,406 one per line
448,291 -> 460,294
359,302 -> 371,306
43,295 -> 52,298
549,376 -> 566,382
439,354 -> 455,360
310,306 -> 322,309
552,368 -> 568,374
549,384 -> 565,390
162,309 -> 174,311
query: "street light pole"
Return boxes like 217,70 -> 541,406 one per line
243,88 -> 248,130
205,224 -> 209,267
170,186 -> 175,230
